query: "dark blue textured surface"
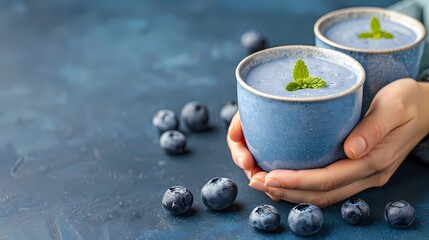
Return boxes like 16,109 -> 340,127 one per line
1,0 -> 427,239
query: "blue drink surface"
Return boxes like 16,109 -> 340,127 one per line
245,56 -> 357,98
324,17 -> 417,50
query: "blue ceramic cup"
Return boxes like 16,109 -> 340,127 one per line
314,7 -> 426,114
236,45 -> 365,171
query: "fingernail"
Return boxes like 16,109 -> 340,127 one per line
349,136 -> 366,158
265,178 -> 282,188
249,179 -> 267,192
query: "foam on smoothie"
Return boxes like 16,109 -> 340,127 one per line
245,56 -> 357,98
324,17 -> 417,50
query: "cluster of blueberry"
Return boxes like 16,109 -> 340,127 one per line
249,203 -> 323,236
152,29 -> 267,154
254,197 -> 415,236
152,101 -> 238,154
341,197 -> 416,229
163,181 -> 415,237
162,177 -> 238,214
160,175 -> 324,236
252,196 -> 415,236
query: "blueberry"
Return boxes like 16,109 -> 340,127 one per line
162,186 -> 193,215
152,109 -> 179,134
249,204 -> 281,232
240,29 -> 267,54
220,101 -> 238,126
159,130 -> 186,154
288,203 -> 323,236
181,101 -> 209,131
384,200 -> 415,229
341,197 -> 370,225
201,177 -> 238,210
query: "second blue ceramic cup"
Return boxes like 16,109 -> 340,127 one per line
314,7 -> 426,114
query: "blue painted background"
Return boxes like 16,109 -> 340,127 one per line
1,0 -> 428,239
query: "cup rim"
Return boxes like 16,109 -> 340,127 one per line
235,45 -> 365,102
314,7 -> 427,54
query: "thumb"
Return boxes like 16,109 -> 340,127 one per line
344,100 -> 408,159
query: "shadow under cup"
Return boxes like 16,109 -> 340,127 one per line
236,45 -> 365,172
314,7 -> 426,114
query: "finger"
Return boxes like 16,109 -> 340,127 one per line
265,157 -> 375,191
344,92 -> 409,159
244,166 -> 264,180
266,170 -> 392,208
362,117 -> 419,172
245,170 -> 283,201
228,112 -> 243,142
248,171 -> 268,192
266,193 -> 281,201
266,124 -> 415,207
227,136 -> 255,170
265,121 -> 415,192
227,113 -> 255,170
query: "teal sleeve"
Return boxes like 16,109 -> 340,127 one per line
388,0 -> 423,20
388,0 -> 429,72
389,0 -> 429,163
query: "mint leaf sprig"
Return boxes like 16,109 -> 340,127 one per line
358,17 -> 394,39
285,59 -> 327,92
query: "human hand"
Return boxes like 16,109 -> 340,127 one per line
227,78 -> 429,207
226,112 -> 281,201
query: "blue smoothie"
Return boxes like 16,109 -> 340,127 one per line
324,17 -> 417,50
245,56 -> 357,98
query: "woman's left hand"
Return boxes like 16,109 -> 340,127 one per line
228,78 -> 429,207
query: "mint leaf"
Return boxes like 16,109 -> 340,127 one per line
370,17 -> 380,33
358,32 -> 374,39
373,32 -> 382,39
285,59 -> 327,92
305,77 -> 327,89
285,82 -> 301,91
357,16 -> 394,40
380,31 -> 394,39
293,59 -> 309,80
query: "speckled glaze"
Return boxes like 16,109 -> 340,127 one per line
236,45 -> 365,171
314,7 -> 426,113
